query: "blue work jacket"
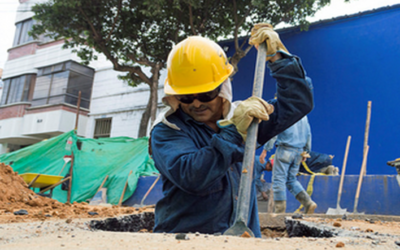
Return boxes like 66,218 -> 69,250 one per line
150,54 -> 314,237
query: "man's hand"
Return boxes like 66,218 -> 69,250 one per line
265,161 -> 273,171
259,149 -> 267,164
301,151 -> 311,162
218,96 -> 274,141
249,23 -> 289,61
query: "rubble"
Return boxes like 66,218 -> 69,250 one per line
0,162 -> 154,223
89,212 -> 154,232
1,162 -> 400,249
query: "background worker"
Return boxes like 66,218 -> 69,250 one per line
150,23 -> 314,237
254,159 -> 272,202
264,151 -> 339,175
259,115 -> 317,214
299,151 -> 339,175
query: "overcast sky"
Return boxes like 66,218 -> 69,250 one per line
0,0 -> 400,71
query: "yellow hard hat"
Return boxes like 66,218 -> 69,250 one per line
164,36 -> 234,95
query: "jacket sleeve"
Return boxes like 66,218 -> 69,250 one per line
257,54 -> 314,145
151,124 -> 243,195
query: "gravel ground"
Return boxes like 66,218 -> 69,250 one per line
1,217 -> 400,250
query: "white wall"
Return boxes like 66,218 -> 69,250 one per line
0,143 -> 6,155
85,61 -> 166,138
22,109 -> 88,136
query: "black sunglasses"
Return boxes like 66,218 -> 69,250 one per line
175,85 -> 222,104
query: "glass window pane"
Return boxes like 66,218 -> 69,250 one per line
0,80 -> 10,105
19,19 -> 33,45
67,72 -> 93,99
31,99 -> 47,106
7,79 -> 16,104
33,75 -> 51,100
70,62 -> 94,77
65,94 -> 78,106
21,75 -> 31,102
49,71 -> 68,96
12,22 -> 22,46
13,76 -> 25,103
48,95 -> 65,105
43,66 -> 53,75
53,63 -> 64,72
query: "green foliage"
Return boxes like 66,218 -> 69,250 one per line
30,0 -> 342,136
31,0 -> 337,82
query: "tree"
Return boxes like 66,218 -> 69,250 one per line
31,0 -> 346,137
153,0 -> 345,75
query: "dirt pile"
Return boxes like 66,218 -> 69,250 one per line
0,163 -> 154,223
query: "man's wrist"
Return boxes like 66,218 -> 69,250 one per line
269,52 -> 282,63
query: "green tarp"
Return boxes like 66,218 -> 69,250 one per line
0,130 -> 158,204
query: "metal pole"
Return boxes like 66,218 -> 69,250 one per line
224,42 -> 267,237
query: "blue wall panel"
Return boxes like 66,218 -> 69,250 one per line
219,6 -> 400,175
284,175 -> 400,215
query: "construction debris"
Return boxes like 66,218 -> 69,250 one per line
1,162 -> 400,249
0,162 -> 153,224
89,212 -> 154,232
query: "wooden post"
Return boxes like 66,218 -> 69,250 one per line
39,177 -> 71,194
94,175 -> 109,195
353,146 -> 369,213
67,151 -> 74,203
28,174 -> 41,188
337,136 -> 351,208
363,101 -> 371,175
118,170 -> 133,206
75,91 -> 82,131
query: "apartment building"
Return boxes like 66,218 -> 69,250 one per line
0,0 -> 164,154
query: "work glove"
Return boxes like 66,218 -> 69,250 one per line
249,23 -> 289,61
218,96 -> 274,141
301,151 -> 311,162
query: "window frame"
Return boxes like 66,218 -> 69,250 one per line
31,61 -> 94,108
12,18 -> 35,47
94,118 -> 112,139
0,74 -> 36,106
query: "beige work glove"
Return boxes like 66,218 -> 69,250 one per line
249,23 -> 290,61
218,96 -> 274,141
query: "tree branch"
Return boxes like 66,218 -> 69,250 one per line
232,0 -> 239,51
78,6 -> 101,41
105,0 -> 122,43
189,4 -> 197,35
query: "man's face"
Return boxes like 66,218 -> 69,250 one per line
180,96 -> 224,127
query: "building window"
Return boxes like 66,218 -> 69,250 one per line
0,75 -> 36,106
31,61 -> 94,109
13,19 -> 34,46
94,118 -> 112,138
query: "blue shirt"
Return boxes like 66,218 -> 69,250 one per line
263,116 -> 311,152
150,54 -> 313,237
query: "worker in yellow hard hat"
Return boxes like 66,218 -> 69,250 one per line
150,23 -> 314,237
